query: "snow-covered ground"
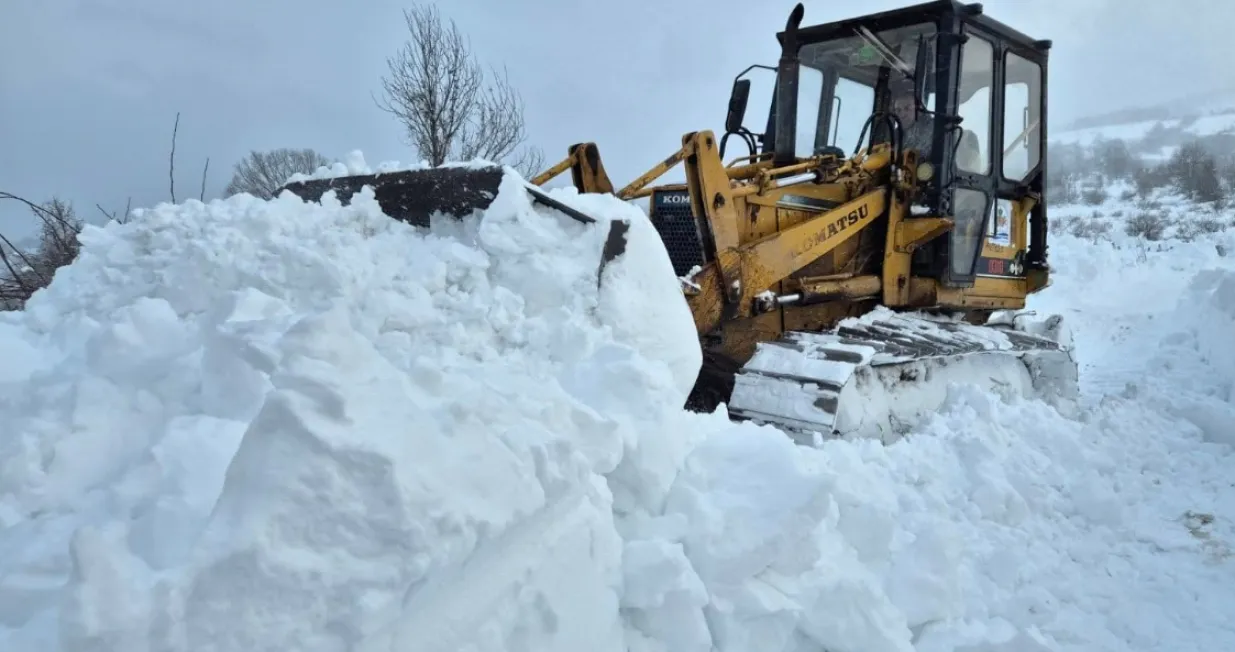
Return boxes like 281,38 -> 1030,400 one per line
1048,174 -> 1234,244
1,161 -> 1234,652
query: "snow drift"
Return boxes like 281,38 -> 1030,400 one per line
2,159 -> 1235,652
0,169 -> 710,652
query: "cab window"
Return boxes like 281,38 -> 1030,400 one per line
826,76 -> 876,153
797,22 -> 936,154
795,66 -> 826,155
955,34 -> 994,175
1002,52 -> 1043,181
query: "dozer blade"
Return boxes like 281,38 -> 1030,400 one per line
279,165 -> 629,285
726,308 -> 1079,445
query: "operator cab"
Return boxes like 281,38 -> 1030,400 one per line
733,1 -> 1050,288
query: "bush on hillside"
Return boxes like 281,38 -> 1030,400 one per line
1176,216 -> 1224,241
1133,165 -> 1173,198
1050,214 -> 1112,241
1125,211 -> 1167,241
1048,177 -> 1080,204
1217,158 -> 1235,193
1094,138 -> 1136,179
1080,184 -> 1108,206
1167,140 -> 1223,203
1046,142 -> 1089,204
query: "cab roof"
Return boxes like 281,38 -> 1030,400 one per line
777,1 -> 1052,54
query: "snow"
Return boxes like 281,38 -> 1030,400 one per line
284,149 -> 500,184
1050,112 -> 1235,148
1050,118 -> 1182,147
3,159 -> 1235,652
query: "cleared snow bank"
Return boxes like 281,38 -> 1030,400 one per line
0,169 -> 708,651
1029,232 -> 1235,449
2,161 -> 1235,652
1163,266 -> 1235,446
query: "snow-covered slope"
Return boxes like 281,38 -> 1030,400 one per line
2,161 -> 1235,651
1051,113 -> 1235,147
1050,105 -> 1235,165
1045,161 -> 1235,246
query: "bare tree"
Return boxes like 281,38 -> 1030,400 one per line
201,157 -> 210,201
509,147 -> 545,181
170,112 -> 180,202
96,196 -> 132,225
0,112 -> 205,310
376,3 -> 544,177
168,111 -> 213,203
224,148 -> 332,199
0,193 -> 83,310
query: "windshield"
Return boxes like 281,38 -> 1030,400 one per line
793,22 -> 938,156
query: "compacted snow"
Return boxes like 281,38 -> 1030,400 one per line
1,159 -> 1234,652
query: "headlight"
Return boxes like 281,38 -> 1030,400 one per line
916,162 -> 934,182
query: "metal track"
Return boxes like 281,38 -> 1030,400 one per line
727,308 -> 1078,444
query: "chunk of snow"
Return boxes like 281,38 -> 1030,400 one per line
283,150 -> 512,186
2,158 -> 1235,652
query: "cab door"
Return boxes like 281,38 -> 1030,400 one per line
939,26 -> 999,288
982,47 -> 1046,280
963,35 -> 1047,286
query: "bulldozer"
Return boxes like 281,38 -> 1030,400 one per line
281,0 -> 1077,443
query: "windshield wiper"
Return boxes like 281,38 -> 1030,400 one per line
854,26 -> 913,79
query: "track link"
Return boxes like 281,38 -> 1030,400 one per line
727,308 -> 1078,444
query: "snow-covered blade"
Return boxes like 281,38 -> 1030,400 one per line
279,164 -> 629,285
728,307 -> 1079,443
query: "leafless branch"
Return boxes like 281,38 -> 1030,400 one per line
94,195 -> 132,225
0,191 -> 71,229
0,229 -> 40,286
224,148 -> 331,199
508,146 -> 545,180
35,198 -> 81,271
0,192 -> 82,309
0,191 -> 75,254
376,3 -> 537,170
0,239 -> 33,298
200,157 -> 210,201
169,111 -> 180,203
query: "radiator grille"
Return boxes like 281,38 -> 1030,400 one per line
648,189 -> 707,277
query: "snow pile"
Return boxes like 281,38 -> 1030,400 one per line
1128,263 -> 1235,448
0,171 -> 707,651
284,149 -> 429,183
3,162 -> 1235,652
1184,266 -> 1235,402
1028,229 -> 1235,451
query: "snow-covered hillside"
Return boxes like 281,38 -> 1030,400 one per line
1053,84 -> 1235,148
1,161 -> 1234,652
1052,113 -> 1235,147
1050,90 -> 1235,174
1051,113 -> 1235,162
1048,109 -> 1235,236
1048,175 -> 1234,244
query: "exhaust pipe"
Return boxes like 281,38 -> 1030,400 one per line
772,4 -> 806,167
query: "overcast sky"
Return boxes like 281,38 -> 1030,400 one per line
3,0 -> 1233,240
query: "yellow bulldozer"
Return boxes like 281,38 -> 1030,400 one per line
283,0 -> 1078,443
